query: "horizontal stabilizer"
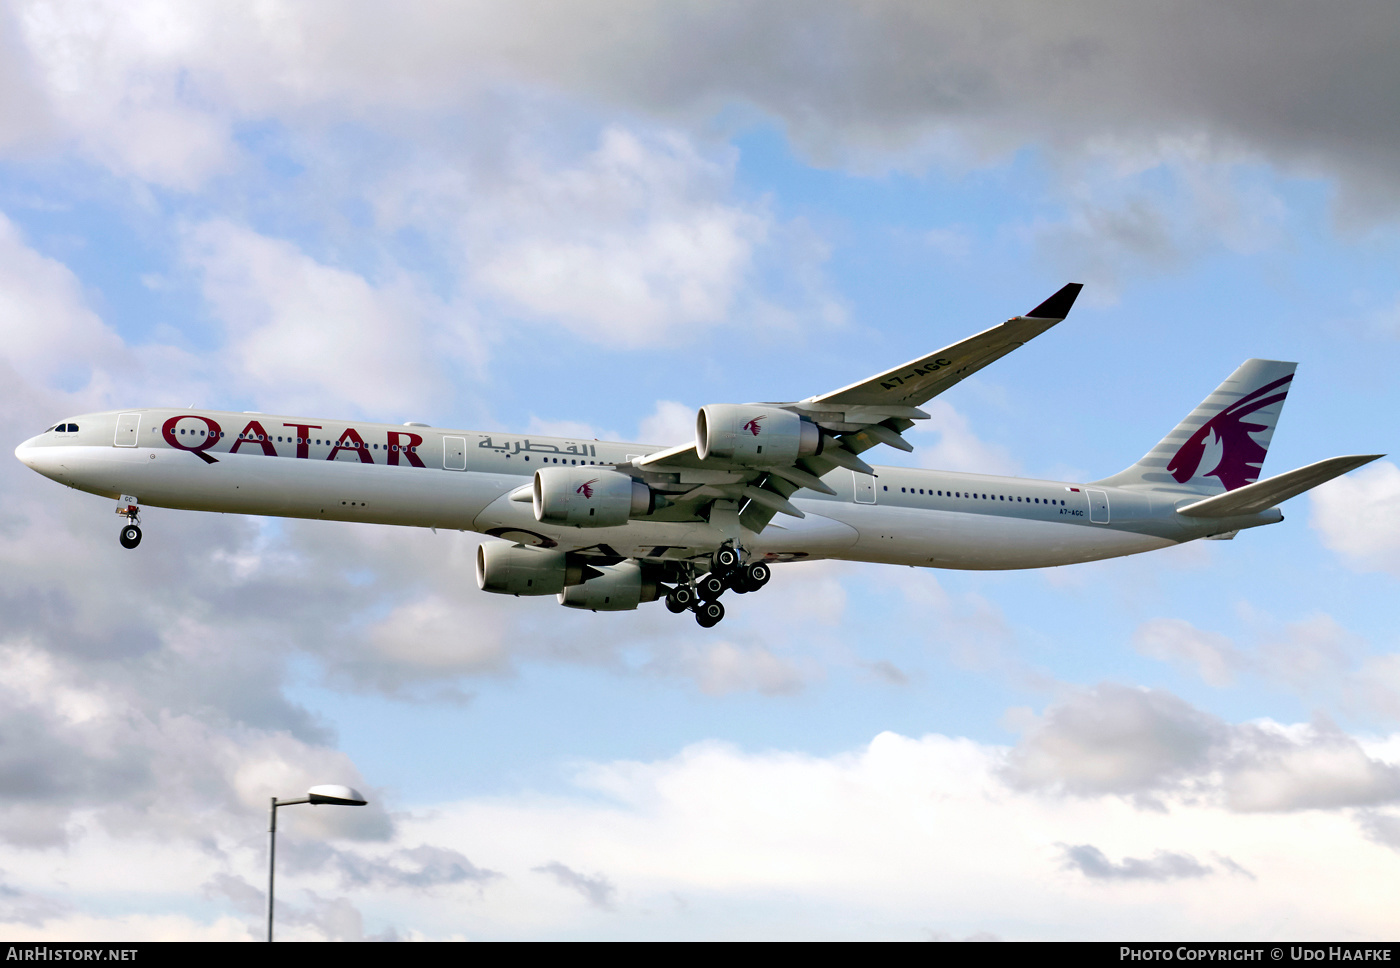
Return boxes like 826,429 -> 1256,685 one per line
1175,454 -> 1383,518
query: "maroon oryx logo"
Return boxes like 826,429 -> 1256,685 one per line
743,415 -> 765,436
576,479 -> 599,499
1168,374 -> 1292,491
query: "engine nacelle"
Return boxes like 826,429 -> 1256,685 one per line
533,466 -> 659,528
476,541 -> 593,596
695,405 -> 822,465
558,559 -> 662,612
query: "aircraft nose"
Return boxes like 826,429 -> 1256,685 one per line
14,435 -> 56,476
14,436 -> 39,468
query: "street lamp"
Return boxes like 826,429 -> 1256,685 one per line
266,784 -> 368,942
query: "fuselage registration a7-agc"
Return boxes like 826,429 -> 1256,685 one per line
15,284 -> 1382,628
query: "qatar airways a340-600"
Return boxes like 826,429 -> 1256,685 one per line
14,284 -> 1380,627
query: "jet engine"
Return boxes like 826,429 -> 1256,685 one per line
533,466 -> 662,528
476,541 -> 595,596
558,559 -> 662,611
695,405 -> 822,465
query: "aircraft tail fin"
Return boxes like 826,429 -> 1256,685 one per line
1095,359 -> 1297,495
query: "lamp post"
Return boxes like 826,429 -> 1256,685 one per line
267,784 -> 368,942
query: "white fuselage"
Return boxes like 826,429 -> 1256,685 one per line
14,407 -> 1277,571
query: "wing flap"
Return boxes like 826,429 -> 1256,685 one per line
1176,454 -> 1383,518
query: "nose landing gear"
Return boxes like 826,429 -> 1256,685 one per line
116,495 -> 142,549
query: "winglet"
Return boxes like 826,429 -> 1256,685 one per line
1027,283 -> 1083,320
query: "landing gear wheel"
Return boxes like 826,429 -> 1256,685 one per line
743,562 -> 771,589
695,600 -> 725,628
119,524 -> 142,549
666,586 -> 696,613
698,574 -> 726,600
714,547 -> 740,570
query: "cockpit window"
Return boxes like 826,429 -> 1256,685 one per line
65,423 -> 79,433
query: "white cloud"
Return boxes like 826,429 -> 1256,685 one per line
390,722 -> 1400,939
1028,155 -> 1289,295
14,0 -> 233,188
464,128 -> 775,346
1348,655 -> 1400,722
911,399 -> 1018,475
887,568 -> 1023,677
659,640 -> 807,697
1310,460 -> 1400,574
1222,720 -> 1400,813
637,400 -> 694,447
1004,684 -> 1221,802
183,220 -> 458,417
0,211 -> 128,388
1256,614 -> 1361,696
0,672 -> 1396,938
8,1 -> 1397,204
1005,684 -> 1400,814
1130,613 -> 1392,717
1133,617 -> 1243,687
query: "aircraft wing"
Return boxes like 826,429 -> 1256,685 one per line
621,284 -> 1082,538
807,283 -> 1083,410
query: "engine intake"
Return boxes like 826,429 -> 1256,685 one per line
533,466 -> 660,528
558,559 -> 662,611
476,542 -> 594,596
695,405 -> 822,465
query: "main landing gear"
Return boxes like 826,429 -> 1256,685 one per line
116,497 -> 142,549
664,548 -> 773,628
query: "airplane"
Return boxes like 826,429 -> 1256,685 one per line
13,283 -> 1382,628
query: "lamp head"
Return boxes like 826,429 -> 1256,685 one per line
306,784 -> 368,806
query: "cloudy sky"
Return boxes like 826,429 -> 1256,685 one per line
2,0 -> 1400,941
